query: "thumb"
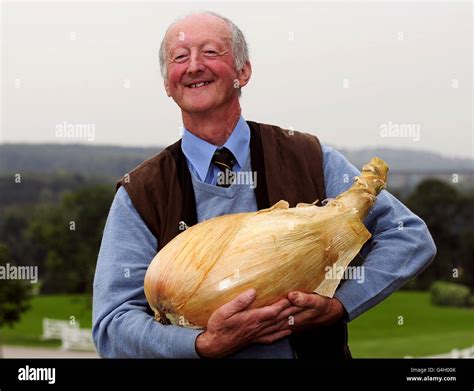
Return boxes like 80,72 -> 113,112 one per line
219,289 -> 256,319
288,291 -> 321,308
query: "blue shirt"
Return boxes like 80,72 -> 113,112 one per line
181,116 -> 250,185
92,118 -> 436,358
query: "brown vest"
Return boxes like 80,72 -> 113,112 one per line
117,120 -> 351,359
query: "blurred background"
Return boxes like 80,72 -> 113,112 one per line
0,0 -> 472,358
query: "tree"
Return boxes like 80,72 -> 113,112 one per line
27,184 -> 114,294
0,243 -> 32,356
406,179 -> 474,290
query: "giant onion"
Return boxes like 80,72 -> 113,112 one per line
144,157 -> 389,328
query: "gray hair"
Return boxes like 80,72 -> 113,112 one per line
158,11 -> 249,80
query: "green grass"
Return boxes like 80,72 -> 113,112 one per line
0,294 -> 92,348
1,292 -> 473,357
348,291 -> 474,357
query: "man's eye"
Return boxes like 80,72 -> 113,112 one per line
174,55 -> 187,62
204,50 -> 218,55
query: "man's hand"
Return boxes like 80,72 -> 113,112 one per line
195,289 -> 299,358
281,292 -> 347,333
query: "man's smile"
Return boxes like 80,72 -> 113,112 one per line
185,80 -> 214,89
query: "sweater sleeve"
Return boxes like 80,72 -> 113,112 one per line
321,144 -> 437,321
92,186 -> 202,358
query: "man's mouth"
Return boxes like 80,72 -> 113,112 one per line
186,81 -> 213,89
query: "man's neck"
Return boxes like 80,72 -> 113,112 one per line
182,101 -> 242,146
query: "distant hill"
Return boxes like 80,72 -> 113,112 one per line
0,143 -> 472,181
337,147 -> 473,173
0,143 -> 472,210
0,143 -> 162,180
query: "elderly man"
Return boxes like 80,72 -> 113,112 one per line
92,11 -> 436,358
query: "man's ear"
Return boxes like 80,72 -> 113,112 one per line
164,79 -> 171,97
237,61 -> 252,88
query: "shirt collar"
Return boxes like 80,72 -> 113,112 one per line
181,116 -> 250,181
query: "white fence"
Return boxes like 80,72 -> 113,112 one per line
41,318 -> 79,340
405,346 -> 474,359
41,318 -> 96,352
424,346 -> 474,359
60,327 -> 95,352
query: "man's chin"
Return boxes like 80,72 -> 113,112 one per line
181,101 -> 216,114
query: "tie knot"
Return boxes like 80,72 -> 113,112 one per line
212,147 -> 236,172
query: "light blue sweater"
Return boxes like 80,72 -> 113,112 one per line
92,143 -> 436,358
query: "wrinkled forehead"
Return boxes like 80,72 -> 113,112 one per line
165,15 -> 232,53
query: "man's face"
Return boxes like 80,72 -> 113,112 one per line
164,15 -> 245,113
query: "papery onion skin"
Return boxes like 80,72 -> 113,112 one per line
144,157 -> 389,328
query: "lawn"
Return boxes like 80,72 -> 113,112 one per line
1,291 -> 473,357
0,294 -> 92,348
348,291 -> 474,357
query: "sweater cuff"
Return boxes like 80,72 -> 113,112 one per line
333,282 -> 367,322
164,325 -> 203,358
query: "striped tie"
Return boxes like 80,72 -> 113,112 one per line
212,147 -> 236,187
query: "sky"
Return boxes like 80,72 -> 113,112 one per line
1,1 -> 472,158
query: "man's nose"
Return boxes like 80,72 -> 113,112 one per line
186,52 -> 205,74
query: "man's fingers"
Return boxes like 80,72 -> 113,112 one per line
251,298 -> 291,323
276,305 -> 305,322
288,309 -> 319,331
288,291 -> 323,308
217,289 -> 256,319
256,317 -> 291,337
273,298 -> 292,310
253,329 -> 292,345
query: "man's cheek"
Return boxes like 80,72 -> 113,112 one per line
167,71 -> 182,87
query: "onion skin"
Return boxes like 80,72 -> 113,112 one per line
144,157 -> 389,328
